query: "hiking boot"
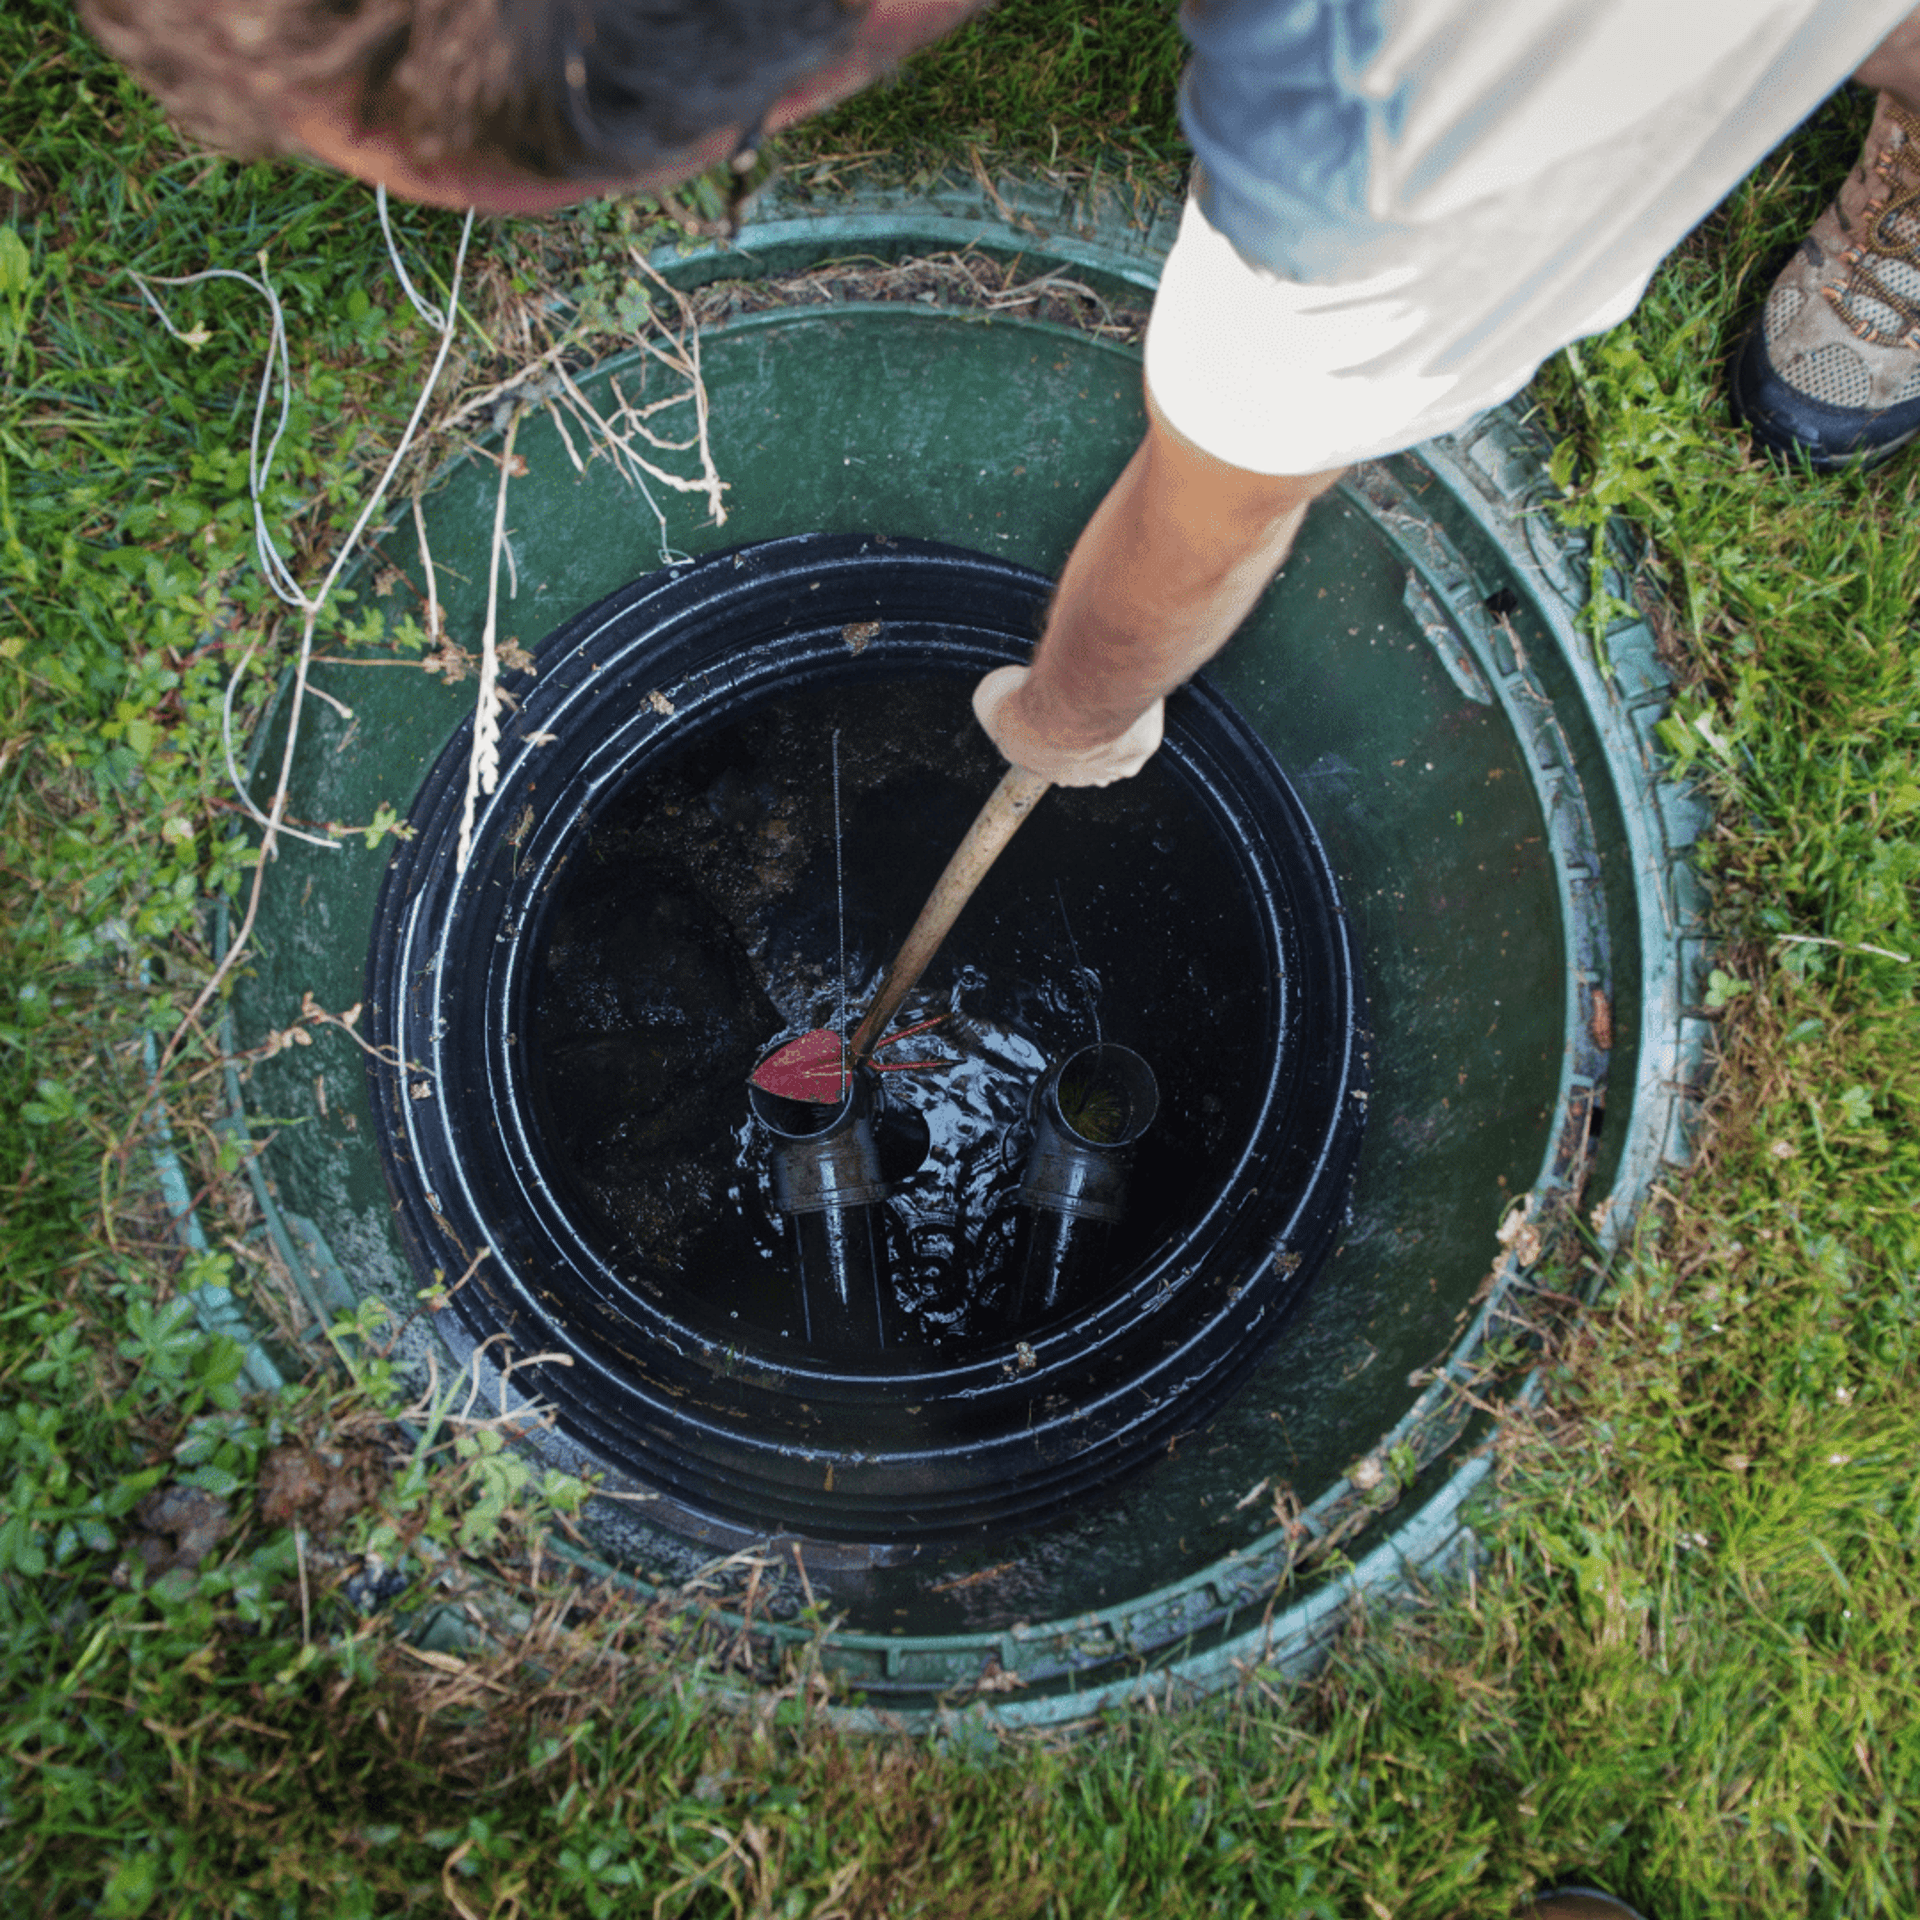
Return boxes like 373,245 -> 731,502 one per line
1732,90 -> 1920,469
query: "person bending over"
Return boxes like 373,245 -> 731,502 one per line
84,0 -> 1920,787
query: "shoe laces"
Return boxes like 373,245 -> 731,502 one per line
1830,98 -> 1920,345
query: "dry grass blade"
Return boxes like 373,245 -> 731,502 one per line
628,250 -> 729,525
456,408 -> 520,874
412,492 -> 444,648
685,247 -> 1149,341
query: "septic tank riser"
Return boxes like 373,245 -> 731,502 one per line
221,185 -> 1706,1726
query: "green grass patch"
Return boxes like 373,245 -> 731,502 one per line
2,3 -> 1917,1916
806,0 -> 1189,168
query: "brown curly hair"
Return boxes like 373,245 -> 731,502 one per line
80,0 -> 857,177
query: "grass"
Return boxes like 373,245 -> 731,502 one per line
2,2 -> 1918,1916
803,0 -> 1189,165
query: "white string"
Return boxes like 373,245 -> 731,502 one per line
130,261 -> 303,606
376,182 -> 449,329
137,205 -> 477,856
293,207 -> 475,624
1054,878 -> 1100,1044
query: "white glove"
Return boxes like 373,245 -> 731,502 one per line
971,665 -> 1164,788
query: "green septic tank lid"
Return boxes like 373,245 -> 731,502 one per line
218,176 -> 1710,1728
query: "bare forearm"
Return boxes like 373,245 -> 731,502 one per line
980,392 -> 1342,777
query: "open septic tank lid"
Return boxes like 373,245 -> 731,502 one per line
227,182 -> 1709,1724
363,534 -> 1369,1549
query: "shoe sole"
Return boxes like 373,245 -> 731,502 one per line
1731,318 -> 1920,471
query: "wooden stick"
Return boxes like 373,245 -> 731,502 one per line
848,766 -> 1052,1066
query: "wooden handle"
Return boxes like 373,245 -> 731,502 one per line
849,765 -> 1052,1065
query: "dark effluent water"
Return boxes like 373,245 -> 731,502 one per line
524,677 -> 1274,1363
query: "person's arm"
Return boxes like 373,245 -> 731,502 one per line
973,386 -> 1343,785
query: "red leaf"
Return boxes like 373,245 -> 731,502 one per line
750,1028 -> 847,1101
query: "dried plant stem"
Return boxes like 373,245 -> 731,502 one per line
432,337 -> 575,436
628,250 -> 728,526
1775,932 -> 1912,965
457,410 -> 520,875
554,360 -> 723,513
295,1525 -> 312,1644
412,492 -> 443,645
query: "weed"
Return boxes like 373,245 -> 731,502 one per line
3,4 -> 1919,1917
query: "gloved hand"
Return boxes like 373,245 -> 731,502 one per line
971,665 -> 1164,787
